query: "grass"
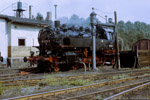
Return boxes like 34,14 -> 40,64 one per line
98,67 -> 105,71
41,75 -> 93,86
95,95 -> 103,100
112,74 -> 129,80
0,82 -> 6,95
0,74 -> 92,96
0,80 -> 34,96
141,66 -> 150,69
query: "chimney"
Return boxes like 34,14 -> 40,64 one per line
46,12 -> 52,21
29,5 -> 32,19
54,5 -> 57,20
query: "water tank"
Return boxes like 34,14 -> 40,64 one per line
17,1 -> 22,10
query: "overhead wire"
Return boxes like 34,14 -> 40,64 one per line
94,8 -> 114,15
92,7 -> 114,21
97,14 -> 106,20
0,2 -> 17,14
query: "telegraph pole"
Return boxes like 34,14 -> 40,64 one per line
114,11 -> 120,69
90,8 -> 98,70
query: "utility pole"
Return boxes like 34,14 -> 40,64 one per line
54,5 -> 57,20
90,8 -> 98,71
114,11 -> 120,69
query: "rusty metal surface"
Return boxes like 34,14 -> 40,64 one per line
132,39 -> 150,50
132,39 -> 150,67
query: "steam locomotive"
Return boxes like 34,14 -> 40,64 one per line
24,23 -> 117,72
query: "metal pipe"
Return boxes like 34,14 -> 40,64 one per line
90,8 -> 98,70
105,15 -> 107,23
81,62 -> 87,72
88,62 -> 91,71
92,34 -> 97,70
29,5 -> 32,19
54,5 -> 57,20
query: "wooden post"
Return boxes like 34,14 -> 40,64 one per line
114,11 -> 120,69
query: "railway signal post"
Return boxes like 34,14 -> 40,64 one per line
90,8 -> 98,70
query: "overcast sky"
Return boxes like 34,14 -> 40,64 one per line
0,0 -> 150,24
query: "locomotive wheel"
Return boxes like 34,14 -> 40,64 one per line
30,60 -> 34,67
47,62 -> 52,72
72,66 -> 78,70
23,57 -> 28,62
48,67 -> 52,72
53,64 -> 60,72
72,63 -> 80,70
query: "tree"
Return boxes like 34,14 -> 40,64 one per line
58,17 -> 69,24
69,14 -> 80,26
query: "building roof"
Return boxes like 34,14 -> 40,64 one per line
0,14 -> 52,26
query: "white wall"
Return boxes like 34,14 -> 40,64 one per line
11,24 -> 41,47
0,19 -> 8,64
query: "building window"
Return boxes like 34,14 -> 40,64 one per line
18,39 -> 25,46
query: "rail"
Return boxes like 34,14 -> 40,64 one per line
3,74 -> 150,100
104,82 -> 150,100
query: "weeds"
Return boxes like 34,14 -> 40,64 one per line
95,95 -> 103,100
0,82 -> 6,95
41,75 -> 93,86
112,74 -> 129,80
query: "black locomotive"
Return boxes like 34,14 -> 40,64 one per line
24,23 -> 117,72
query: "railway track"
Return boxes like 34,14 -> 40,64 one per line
104,82 -> 150,100
0,68 -> 19,75
1,67 -> 150,81
1,68 -> 150,86
3,74 -> 150,100
65,80 -> 150,100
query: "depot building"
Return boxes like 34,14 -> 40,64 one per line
0,14 -> 51,67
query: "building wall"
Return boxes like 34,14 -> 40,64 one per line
0,18 -> 46,67
0,19 -> 8,64
11,24 -> 40,46
10,24 -> 41,57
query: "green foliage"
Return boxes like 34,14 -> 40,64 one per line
118,21 -> 150,50
42,75 -> 59,86
68,79 -> 92,86
0,82 -> 5,95
112,74 -> 129,80
95,95 -> 103,100
41,75 -> 93,86
0,82 -> 31,95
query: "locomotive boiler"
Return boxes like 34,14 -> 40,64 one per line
24,24 -> 116,72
